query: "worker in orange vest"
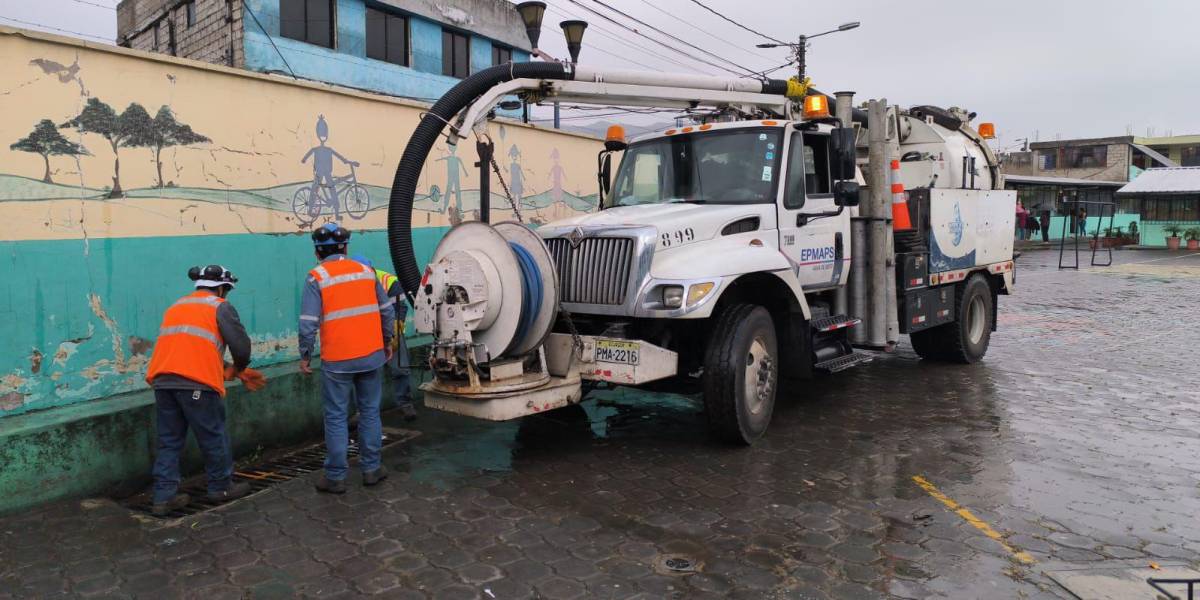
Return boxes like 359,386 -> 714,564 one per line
299,223 -> 396,494
145,265 -> 266,516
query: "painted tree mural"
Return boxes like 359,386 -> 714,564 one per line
148,106 -> 210,188
61,98 -> 155,198
10,119 -> 88,184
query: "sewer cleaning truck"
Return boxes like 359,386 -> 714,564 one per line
384,60 -> 1015,445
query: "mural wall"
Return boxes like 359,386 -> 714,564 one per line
0,28 -> 601,418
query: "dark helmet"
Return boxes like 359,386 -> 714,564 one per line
312,223 -> 351,247
188,265 -> 238,289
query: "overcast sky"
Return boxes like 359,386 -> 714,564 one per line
4,0 -> 1197,149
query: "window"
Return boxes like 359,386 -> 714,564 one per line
366,8 -> 408,66
492,45 -> 512,65
1181,145 -> 1200,167
608,128 -> 783,208
152,23 -> 160,51
1038,150 -> 1056,170
1059,145 -> 1108,169
185,2 -> 195,27
442,30 -> 469,77
280,0 -> 334,49
784,133 -> 832,208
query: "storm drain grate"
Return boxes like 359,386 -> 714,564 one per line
122,426 -> 418,519
654,554 -> 702,575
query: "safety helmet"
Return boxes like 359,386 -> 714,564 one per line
188,265 -> 238,289
351,254 -> 373,269
312,223 -> 351,247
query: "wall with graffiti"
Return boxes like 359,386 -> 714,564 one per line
0,27 -> 601,418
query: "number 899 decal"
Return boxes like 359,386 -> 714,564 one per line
660,227 -> 695,248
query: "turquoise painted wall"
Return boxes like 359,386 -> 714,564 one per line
242,0 -> 527,104
0,228 -> 446,418
1141,221 -> 1200,247
1043,214 -> 1141,240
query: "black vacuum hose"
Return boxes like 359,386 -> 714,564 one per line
387,62 -> 575,298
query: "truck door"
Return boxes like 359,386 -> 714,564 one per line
777,130 -> 845,290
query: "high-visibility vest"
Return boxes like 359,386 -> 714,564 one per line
310,258 -> 385,362
374,268 -> 398,295
145,291 -> 228,396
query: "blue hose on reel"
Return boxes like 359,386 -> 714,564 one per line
508,242 -> 543,352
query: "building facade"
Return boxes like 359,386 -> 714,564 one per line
1117,167 -> 1200,247
116,0 -> 531,102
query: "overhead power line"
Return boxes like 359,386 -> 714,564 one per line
684,0 -> 787,45
578,0 -> 759,77
546,3 -> 709,74
64,0 -> 118,10
564,0 -> 749,77
0,15 -> 112,43
634,0 -> 777,63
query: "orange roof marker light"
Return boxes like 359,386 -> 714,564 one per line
978,122 -> 996,139
682,126 -> 694,133
802,94 -> 830,120
665,128 -> 677,135
699,124 -> 713,131
604,125 -> 627,151
761,120 -> 778,126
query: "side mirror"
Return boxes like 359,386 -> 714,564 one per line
598,151 -> 613,199
830,126 -> 857,181
834,180 -> 860,207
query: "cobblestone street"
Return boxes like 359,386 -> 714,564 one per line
2,249 -> 1199,599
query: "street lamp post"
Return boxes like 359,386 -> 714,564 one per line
757,21 -> 860,84
513,3 -> 589,129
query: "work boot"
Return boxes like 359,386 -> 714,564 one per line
207,481 -> 252,504
315,476 -> 347,494
151,493 -> 190,517
399,404 -> 417,422
363,466 -> 389,487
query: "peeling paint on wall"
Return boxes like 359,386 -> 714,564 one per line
0,27 -> 601,418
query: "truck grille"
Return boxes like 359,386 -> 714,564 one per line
545,237 -> 635,305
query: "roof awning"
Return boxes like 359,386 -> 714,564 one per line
1130,144 -> 1179,167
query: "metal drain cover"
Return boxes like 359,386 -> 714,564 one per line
121,426 -> 419,519
655,554 -> 702,575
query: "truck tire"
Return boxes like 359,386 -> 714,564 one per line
910,274 -> 993,364
702,304 -> 778,445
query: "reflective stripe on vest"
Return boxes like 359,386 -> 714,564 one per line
375,269 -> 398,293
145,291 -> 228,395
309,258 -> 384,362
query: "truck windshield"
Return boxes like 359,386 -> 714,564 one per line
606,128 -> 783,208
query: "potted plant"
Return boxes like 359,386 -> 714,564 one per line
1164,224 -> 1184,250
1186,227 -> 1200,251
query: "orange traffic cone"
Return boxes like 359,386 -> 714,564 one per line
890,159 -> 913,231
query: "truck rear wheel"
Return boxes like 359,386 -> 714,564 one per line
702,304 -> 778,445
910,274 -> 993,364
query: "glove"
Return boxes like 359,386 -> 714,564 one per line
238,368 -> 267,392
223,364 -> 238,381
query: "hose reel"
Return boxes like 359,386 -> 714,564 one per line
414,221 -> 559,370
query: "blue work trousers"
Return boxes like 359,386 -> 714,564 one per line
321,367 -> 383,481
151,388 -> 233,503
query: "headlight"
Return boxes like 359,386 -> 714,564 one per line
687,282 -> 715,306
662,285 -> 684,308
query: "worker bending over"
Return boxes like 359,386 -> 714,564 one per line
299,223 -> 395,494
145,265 -> 266,516
353,254 -> 416,422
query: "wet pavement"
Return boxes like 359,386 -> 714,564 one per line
3,248 -> 1200,599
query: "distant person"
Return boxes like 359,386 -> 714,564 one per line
144,265 -> 266,516
352,254 -> 416,421
1078,208 -> 1088,236
1026,214 -> 1040,240
1040,209 -> 1051,242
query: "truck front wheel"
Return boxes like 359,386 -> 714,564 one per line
703,304 -> 778,445
910,273 -> 994,364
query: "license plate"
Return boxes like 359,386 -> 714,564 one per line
595,340 -> 640,365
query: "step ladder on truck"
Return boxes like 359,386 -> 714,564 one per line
384,42 -> 1016,446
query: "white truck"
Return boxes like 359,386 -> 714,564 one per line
386,62 -> 1015,445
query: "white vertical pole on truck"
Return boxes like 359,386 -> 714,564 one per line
834,91 -> 855,320
884,109 -> 900,346
866,99 -> 889,348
